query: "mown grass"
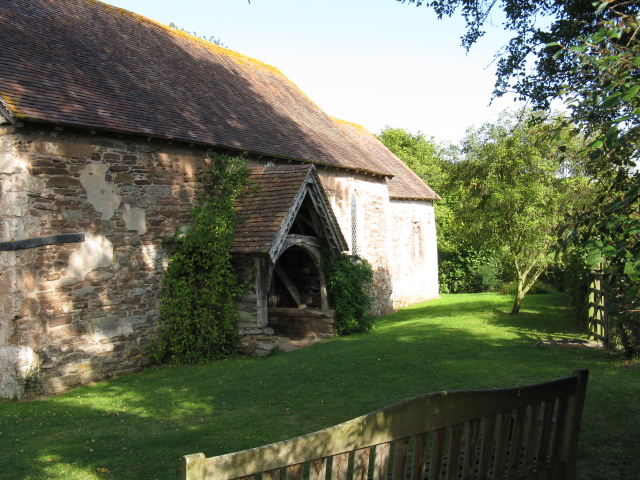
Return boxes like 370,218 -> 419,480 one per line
1,293 -> 638,480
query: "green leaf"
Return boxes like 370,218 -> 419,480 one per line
586,248 -> 602,266
586,239 -> 604,249
622,84 -> 640,102
624,261 -> 640,281
595,1 -> 610,15
601,92 -> 622,109
626,285 -> 640,300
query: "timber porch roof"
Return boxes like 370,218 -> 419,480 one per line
231,165 -> 347,258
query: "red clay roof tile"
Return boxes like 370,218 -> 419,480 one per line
231,165 -> 346,255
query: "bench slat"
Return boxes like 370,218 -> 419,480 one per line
537,398 -> 556,472
446,423 -> 464,480
508,407 -> 527,477
309,458 -> 326,480
477,414 -> 496,479
493,411 -> 512,478
462,419 -> 480,480
332,452 -> 349,480
523,403 -> 542,475
372,442 -> 391,480
285,463 -> 303,480
354,447 -> 371,480
392,436 -> 410,480
262,469 -> 279,480
428,428 -> 446,480
411,433 -> 429,480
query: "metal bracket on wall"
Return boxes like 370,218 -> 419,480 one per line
0,233 -> 86,251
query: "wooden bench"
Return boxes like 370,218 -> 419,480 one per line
182,369 -> 588,480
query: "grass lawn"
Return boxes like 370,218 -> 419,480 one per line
1,293 -> 638,480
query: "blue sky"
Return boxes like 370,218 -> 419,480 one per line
105,0 -> 522,144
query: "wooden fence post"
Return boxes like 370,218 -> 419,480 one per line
182,453 -> 206,480
588,269 -> 608,346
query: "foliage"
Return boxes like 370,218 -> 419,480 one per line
554,3 -> 640,355
563,247 -> 592,328
438,249 -> 502,293
323,253 -> 375,335
449,110 -> 593,314
397,0 -> 640,108
376,127 -> 450,192
148,152 -> 248,364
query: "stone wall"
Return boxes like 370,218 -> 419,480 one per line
316,169 -> 394,316
388,199 -> 439,308
0,124 -> 209,398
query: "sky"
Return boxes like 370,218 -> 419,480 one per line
105,0 -> 523,145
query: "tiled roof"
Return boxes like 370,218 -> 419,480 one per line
0,0 -> 394,177
231,165 -> 346,255
333,119 -> 440,201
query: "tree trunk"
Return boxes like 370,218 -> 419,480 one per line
511,279 -> 525,315
510,262 -> 545,315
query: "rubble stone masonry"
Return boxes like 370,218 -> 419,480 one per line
0,124 -> 209,398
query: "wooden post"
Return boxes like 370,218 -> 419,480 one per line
275,264 -> 306,308
182,453 -> 206,480
562,369 -> 590,480
588,270 -> 607,346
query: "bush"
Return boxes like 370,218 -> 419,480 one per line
497,280 -> 559,296
323,253 -> 375,335
148,152 -> 248,364
439,249 -> 502,293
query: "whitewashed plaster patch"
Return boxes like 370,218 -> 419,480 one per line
123,204 -> 146,234
0,346 -> 39,399
79,161 -> 120,220
66,233 -> 114,280
0,152 -> 28,175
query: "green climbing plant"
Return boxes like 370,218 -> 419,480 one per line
324,253 -> 375,335
149,152 -> 249,364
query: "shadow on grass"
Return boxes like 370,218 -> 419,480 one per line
486,293 -> 581,342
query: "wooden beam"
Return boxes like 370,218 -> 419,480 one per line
0,233 -> 85,251
283,235 -> 324,249
274,264 -> 306,309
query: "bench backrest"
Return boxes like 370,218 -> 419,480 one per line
183,369 -> 588,480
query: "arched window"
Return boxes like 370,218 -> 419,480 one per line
412,222 -> 422,262
350,192 -> 359,255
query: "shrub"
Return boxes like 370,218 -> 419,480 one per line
148,152 -> 248,364
323,253 -> 375,335
439,249 -> 502,293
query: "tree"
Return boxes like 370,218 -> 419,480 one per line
376,127 -> 498,293
397,0 -> 640,108
450,110 -> 592,314
554,5 -> 640,354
